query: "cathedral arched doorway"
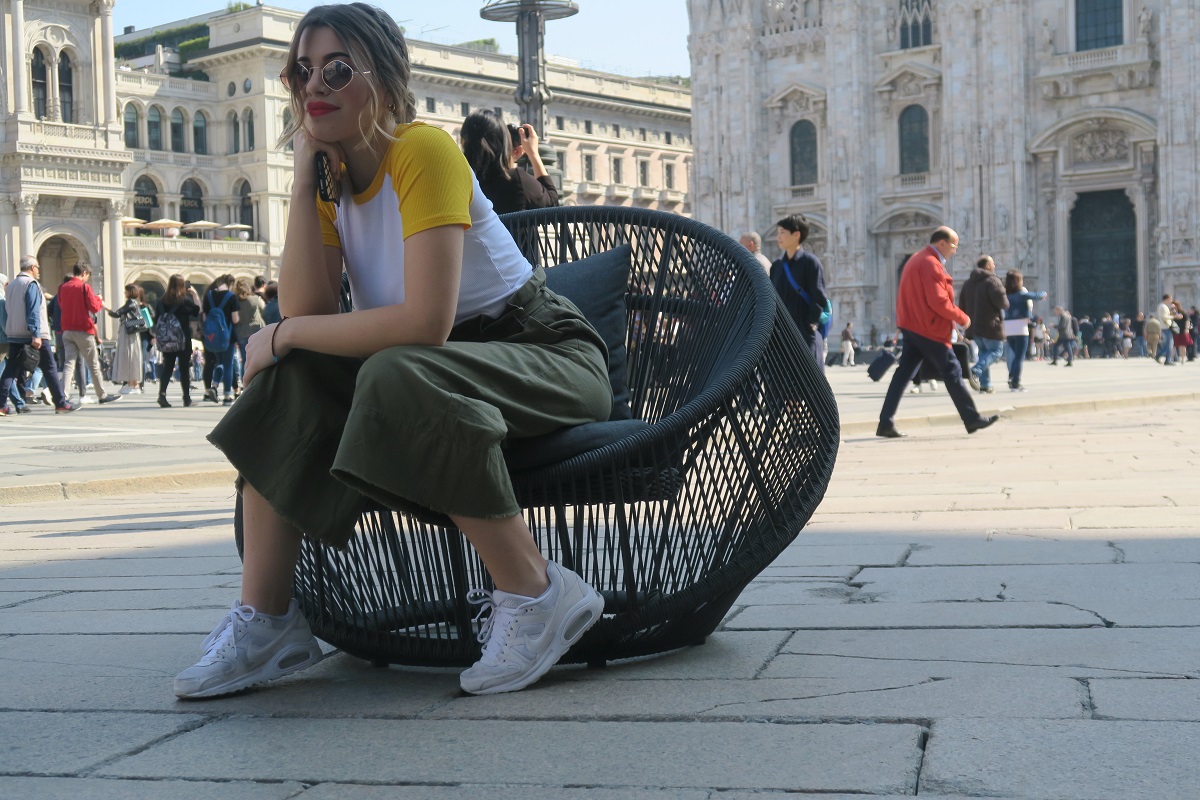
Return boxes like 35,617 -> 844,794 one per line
35,235 -> 85,291
1070,190 -> 1137,320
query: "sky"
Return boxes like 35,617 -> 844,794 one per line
114,0 -> 692,79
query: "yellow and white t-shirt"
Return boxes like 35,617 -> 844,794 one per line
317,123 -> 532,325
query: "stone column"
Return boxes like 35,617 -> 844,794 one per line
96,0 -> 118,125
17,194 -> 38,258
46,58 -> 60,122
12,0 -> 29,116
0,196 -> 17,277
102,199 -> 126,338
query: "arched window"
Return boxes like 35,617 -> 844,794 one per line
899,0 -> 933,49
789,120 -> 818,186
228,111 -> 240,154
193,111 -> 208,155
58,52 -> 74,123
180,179 -> 204,228
147,107 -> 163,151
170,109 -> 186,153
133,176 -> 159,224
31,48 -> 48,119
1076,0 -> 1123,51
898,104 -> 930,175
282,108 -> 294,152
124,103 -> 140,149
237,180 -> 254,232
245,110 -> 255,151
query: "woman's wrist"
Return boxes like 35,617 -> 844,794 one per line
271,316 -> 294,362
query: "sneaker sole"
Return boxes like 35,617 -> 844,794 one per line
461,588 -> 604,696
174,639 -> 324,699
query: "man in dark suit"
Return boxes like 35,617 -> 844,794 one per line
769,214 -> 829,372
876,227 -> 999,438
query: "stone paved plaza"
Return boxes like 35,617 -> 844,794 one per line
1,357 -> 1199,798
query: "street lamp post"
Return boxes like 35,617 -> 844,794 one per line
479,0 -> 578,138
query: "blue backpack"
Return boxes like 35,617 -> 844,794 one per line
203,291 -> 234,352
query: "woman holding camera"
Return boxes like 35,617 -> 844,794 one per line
460,109 -> 559,215
105,284 -> 146,394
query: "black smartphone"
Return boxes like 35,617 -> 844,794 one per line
315,152 -> 340,205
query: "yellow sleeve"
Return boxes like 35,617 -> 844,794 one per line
317,194 -> 341,249
389,124 -> 473,239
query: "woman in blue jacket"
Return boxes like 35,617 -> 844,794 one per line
1003,269 -> 1046,391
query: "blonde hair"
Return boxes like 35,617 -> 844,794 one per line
277,3 -> 417,150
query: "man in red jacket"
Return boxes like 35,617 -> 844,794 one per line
58,264 -> 119,405
877,227 -> 999,438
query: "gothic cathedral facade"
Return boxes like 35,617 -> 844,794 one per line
689,0 -> 1198,332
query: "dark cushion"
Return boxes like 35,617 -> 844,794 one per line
544,244 -> 633,420
504,418 -> 651,472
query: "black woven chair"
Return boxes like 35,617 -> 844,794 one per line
235,206 -> 839,667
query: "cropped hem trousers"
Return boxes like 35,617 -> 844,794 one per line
207,268 -> 612,548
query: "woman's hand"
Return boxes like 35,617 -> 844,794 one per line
242,322 -> 286,386
291,128 -> 346,192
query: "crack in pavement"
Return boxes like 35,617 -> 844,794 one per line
695,677 -> 944,714
1047,601 -> 1116,628
781,651 -> 1193,678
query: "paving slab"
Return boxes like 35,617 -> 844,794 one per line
769,543 -> 911,567
425,676 -> 1085,721
1117,538 -> 1200,563
0,778 -> 305,800
920,719 -> 1200,799
1072,506 -> 1200,529
736,581 -> 860,605
596,631 -> 790,681
0,711 -> 203,774
852,563 -> 1200,604
0,608 -> 229,634
296,786 -> 711,800
726,601 -> 1102,630
99,718 -> 925,793
0,575 -> 239,592
1,556 -> 242,580
1090,678 -> 1200,721
905,540 -> 1117,566
0,635 -> 446,714
12,588 -> 232,612
768,628 -> 1200,679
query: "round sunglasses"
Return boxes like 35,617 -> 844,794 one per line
280,60 -> 372,92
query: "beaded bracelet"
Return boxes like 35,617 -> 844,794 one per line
271,317 -> 290,363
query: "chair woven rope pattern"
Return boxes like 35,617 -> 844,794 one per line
238,206 -> 840,667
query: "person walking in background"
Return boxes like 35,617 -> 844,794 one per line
262,281 -> 282,325
1156,294 -> 1176,364
1189,307 -> 1200,361
105,284 -> 146,394
58,264 -> 119,406
840,322 -> 856,366
201,274 -> 239,404
1050,306 -> 1074,366
0,257 -> 75,415
460,110 -> 559,215
1131,312 -> 1147,357
1170,300 -> 1191,363
1003,270 -> 1046,392
876,227 -> 998,438
739,231 -> 773,272
234,277 -> 266,395
958,254 -> 1008,393
1145,313 -> 1164,364
154,275 -> 201,408
770,213 -> 829,373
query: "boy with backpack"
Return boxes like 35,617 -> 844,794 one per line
200,274 -> 240,405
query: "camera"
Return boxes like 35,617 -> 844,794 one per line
507,123 -> 523,143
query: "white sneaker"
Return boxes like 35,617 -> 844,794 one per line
119,385 -> 134,394
460,561 -> 604,695
173,599 -> 323,699
78,394 -> 95,404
